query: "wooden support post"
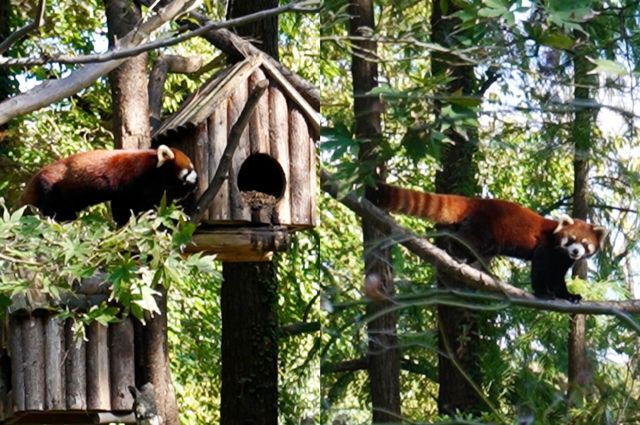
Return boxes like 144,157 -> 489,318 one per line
45,316 -> 65,410
65,320 -> 87,410
109,319 -> 135,411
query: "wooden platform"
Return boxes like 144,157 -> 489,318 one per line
185,226 -> 291,262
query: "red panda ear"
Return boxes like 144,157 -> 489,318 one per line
156,145 -> 175,167
593,226 -> 608,247
553,214 -> 574,233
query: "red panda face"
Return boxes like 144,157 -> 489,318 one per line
156,145 -> 198,187
553,214 -> 607,260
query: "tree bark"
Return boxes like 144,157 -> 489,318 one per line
226,0 -> 279,61
220,263 -> 278,425
430,0 -> 485,416
349,1 -> 402,422
103,1 -> 178,423
220,1 -> 280,424
568,34 -> 597,406
0,0 -> 12,104
104,0 -> 151,149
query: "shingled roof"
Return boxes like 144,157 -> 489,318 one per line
152,54 -> 319,139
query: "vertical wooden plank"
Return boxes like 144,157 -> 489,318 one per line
45,316 -> 65,410
309,133 -> 317,226
227,79 -> 251,222
87,322 -> 110,410
9,316 -> 24,412
249,69 -> 270,155
289,105 -> 311,226
194,122 -> 210,222
208,105 -> 230,221
269,86 -> 291,225
23,314 -> 45,411
109,319 -> 135,411
65,320 -> 86,410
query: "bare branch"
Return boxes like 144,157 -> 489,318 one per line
320,168 -> 640,317
0,0 -> 320,68
0,0 -> 46,55
187,12 -> 320,111
0,0 -> 199,125
148,54 -> 203,130
189,79 -> 269,224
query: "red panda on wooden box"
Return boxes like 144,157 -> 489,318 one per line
369,183 -> 607,302
19,145 -> 198,225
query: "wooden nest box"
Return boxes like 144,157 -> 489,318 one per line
0,293 -> 137,424
153,55 -> 319,261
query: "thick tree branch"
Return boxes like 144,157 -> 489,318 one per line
0,0 -> 46,55
321,357 -> 368,374
0,0 -> 199,125
0,0 -> 319,68
278,321 -> 320,337
149,54 -> 203,130
189,79 -> 269,224
320,168 -> 640,316
187,12 -> 320,111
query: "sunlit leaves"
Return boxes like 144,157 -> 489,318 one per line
0,203 -> 216,324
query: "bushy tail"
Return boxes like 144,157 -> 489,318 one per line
368,183 -> 475,225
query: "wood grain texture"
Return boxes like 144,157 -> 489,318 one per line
288,105 -> 311,225
9,316 -> 24,412
65,320 -> 87,410
87,322 -> 110,410
249,69 -> 270,155
45,317 -> 65,410
268,85 -> 290,224
109,319 -> 134,411
227,79 -> 251,221
23,314 -> 45,411
208,106 -> 229,221
194,121 -> 210,222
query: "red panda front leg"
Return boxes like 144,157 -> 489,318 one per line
531,244 -> 580,302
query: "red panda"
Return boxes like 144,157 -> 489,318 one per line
19,145 -> 198,225
370,183 -> 607,302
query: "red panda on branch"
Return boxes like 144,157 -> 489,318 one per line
369,183 -> 607,302
19,145 -> 198,226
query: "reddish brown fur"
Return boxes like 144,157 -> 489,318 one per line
20,146 -> 196,224
372,183 -> 606,302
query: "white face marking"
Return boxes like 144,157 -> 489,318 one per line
588,244 -> 595,254
179,168 -> 197,185
564,242 -> 586,260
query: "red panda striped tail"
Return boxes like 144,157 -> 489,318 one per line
369,183 -> 476,225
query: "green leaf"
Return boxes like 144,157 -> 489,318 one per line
539,32 -> 574,49
588,58 -> 628,76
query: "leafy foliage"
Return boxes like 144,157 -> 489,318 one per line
0,203 -> 215,324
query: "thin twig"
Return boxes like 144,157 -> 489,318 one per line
0,0 -> 320,68
0,0 -> 46,55
189,79 -> 269,224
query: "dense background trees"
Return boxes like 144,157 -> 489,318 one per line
2,0 -> 640,423
0,1 -> 319,423
321,0 -> 640,423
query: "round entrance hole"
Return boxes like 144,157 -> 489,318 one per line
237,154 -> 286,200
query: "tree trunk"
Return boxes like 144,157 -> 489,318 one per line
103,1 -> 177,423
430,0 -> 485,416
0,0 -> 12,103
220,2 -> 280,424
104,0 -> 151,149
226,0 -> 279,61
568,35 -> 597,406
349,1 -> 402,422
220,263 -> 278,425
